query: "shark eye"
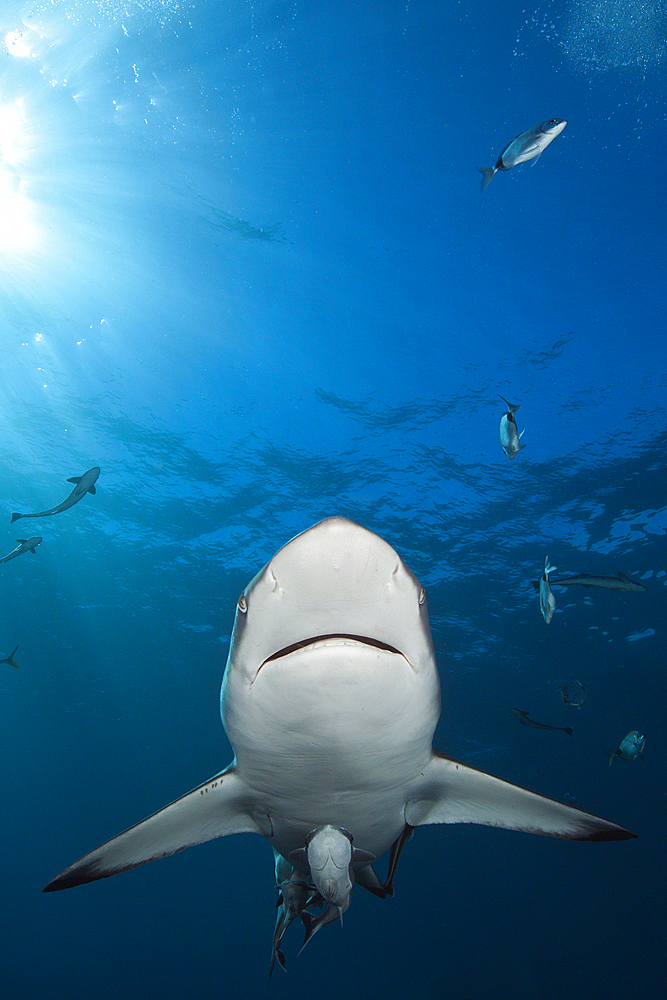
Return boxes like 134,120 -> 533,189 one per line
418,587 -> 425,605
238,594 -> 247,613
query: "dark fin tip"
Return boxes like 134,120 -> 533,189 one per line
10,513 -> 22,522
565,728 -> 574,736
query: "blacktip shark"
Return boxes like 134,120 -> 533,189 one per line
538,556 -> 558,624
11,467 -> 100,522
0,644 -> 19,669
533,572 -> 647,594
0,537 -> 42,564
43,517 -> 635,971
478,118 -> 567,192
498,395 -> 526,460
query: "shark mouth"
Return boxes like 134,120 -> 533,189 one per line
262,634 -> 407,666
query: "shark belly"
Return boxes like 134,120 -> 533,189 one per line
222,638 -> 439,861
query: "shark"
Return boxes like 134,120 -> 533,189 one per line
0,537 -> 42,564
0,644 -> 20,669
11,467 -> 100,522
533,572 -> 647,593
43,517 -> 635,968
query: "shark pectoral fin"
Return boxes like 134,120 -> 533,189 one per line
405,750 -> 636,841
289,847 -> 308,865
43,766 -> 266,892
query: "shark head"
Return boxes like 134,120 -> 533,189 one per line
220,517 -> 441,848
225,516 -> 435,684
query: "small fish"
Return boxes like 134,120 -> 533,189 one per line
0,537 -> 42,564
544,572 -> 646,593
0,645 -> 19,669
510,707 -> 573,736
11,467 -> 100,522
478,118 -> 568,191
270,854 -> 311,979
498,395 -> 526,460
539,556 -> 558,624
561,680 -> 587,709
605,730 -> 645,767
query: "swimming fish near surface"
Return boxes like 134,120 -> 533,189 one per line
605,730 -> 645,767
509,707 -> 573,736
0,537 -> 42,564
44,517 -> 635,969
498,395 -> 526,460
11,467 -> 100,522
539,556 -> 558,624
561,680 -> 587,708
542,572 -> 646,593
478,118 -> 567,192
0,645 -> 19,669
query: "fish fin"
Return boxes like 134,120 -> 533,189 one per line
351,847 -> 375,865
498,394 -> 520,413
10,513 -> 22,522
89,484 -> 97,495
531,150 -> 542,165
66,477 -> 81,485
17,539 -> 27,544
602,747 -> 614,766
565,728 -> 574,736
29,547 -> 37,554
405,750 -> 636,841
354,863 -> 386,898
519,428 -> 526,439
530,580 -> 540,592
289,847 -> 308,865
478,166 -> 496,192
43,766 -> 265,891
383,825 -> 413,896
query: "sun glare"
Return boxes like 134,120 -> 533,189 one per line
0,98 -> 39,254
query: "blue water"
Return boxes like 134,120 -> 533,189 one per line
1,2 -> 665,997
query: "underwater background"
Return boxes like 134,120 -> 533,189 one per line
1,1 -> 665,997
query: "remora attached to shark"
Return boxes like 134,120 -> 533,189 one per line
11,467 -> 100,522
44,518 -> 635,966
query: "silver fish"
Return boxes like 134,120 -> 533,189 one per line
561,680 -> 587,709
539,556 -> 558,624
605,731 -> 645,767
478,118 -> 567,191
498,395 -> 526,460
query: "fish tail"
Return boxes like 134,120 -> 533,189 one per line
1,644 -> 20,669
498,394 -> 521,414
478,166 -> 495,192
564,727 -> 573,736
